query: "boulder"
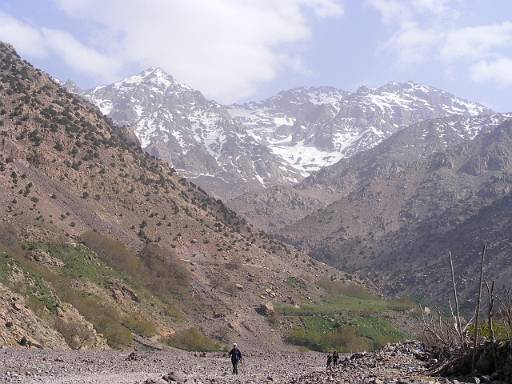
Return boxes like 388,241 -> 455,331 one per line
257,302 -> 275,317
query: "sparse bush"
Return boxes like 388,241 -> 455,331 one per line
53,142 -> 64,151
286,276 -> 307,290
81,231 -> 141,276
140,244 -> 191,297
164,327 -> 220,352
81,232 -> 191,299
123,315 -> 157,338
57,289 -> 132,348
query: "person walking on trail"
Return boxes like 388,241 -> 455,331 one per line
333,350 -> 339,367
228,343 -> 242,375
326,353 -> 333,370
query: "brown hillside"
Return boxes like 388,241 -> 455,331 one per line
0,42 -> 358,350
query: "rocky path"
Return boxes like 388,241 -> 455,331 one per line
0,342 -> 482,384
0,349 -> 324,384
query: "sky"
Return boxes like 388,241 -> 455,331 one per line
0,0 -> 511,111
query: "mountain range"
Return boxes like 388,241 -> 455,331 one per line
65,65 -> 512,308
69,68 -> 490,200
2,38 -> 511,353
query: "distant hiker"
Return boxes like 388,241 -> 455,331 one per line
333,351 -> 339,367
229,343 -> 242,375
326,353 -> 333,370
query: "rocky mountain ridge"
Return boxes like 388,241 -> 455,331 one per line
278,114 -> 512,306
228,113 -> 511,231
73,68 -> 491,200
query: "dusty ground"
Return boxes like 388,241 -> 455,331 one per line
0,348 -> 325,384
0,342 -> 457,384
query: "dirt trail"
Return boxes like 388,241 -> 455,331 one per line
0,349 -> 325,384
0,342 -> 459,384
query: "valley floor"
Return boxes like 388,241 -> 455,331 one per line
1,349 -> 320,384
0,342 -> 447,384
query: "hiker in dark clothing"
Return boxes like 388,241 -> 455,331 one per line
326,353 -> 333,370
333,350 -> 339,367
228,343 -> 242,375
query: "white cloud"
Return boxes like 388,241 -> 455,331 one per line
0,11 -> 121,82
366,0 -> 411,25
53,0 -> 343,102
470,58 -> 512,86
410,0 -> 450,15
368,0 -> 512,88
441,22 -> 512,61
383,23 -> 440,65
41,29 -> 121,82
0,11 -> 48,57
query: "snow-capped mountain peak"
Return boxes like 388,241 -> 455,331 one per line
108,67 -> 192,94
228,81 -> 491,176
72,69 -> 492,200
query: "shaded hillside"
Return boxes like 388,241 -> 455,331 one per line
0,42 -> 366,350
278,116 -> 512,306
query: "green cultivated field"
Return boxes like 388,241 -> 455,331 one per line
274,280 -> 414,352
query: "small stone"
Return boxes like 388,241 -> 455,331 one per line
126,352 -> 139,361
162,371 -> 183,383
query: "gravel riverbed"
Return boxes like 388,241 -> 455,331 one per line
0,348 -> 323,384
0,342 -> 476,384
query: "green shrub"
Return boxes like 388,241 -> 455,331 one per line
81,232 -> 192,302
123,315 -> 157,338
286,324 -> 370,352
286,276 -> 307,289
164,327 -> 220,352
57,289 -> 132,348
285,315 -> 405,352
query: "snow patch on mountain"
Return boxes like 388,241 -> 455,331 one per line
271,140 -> 344,174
